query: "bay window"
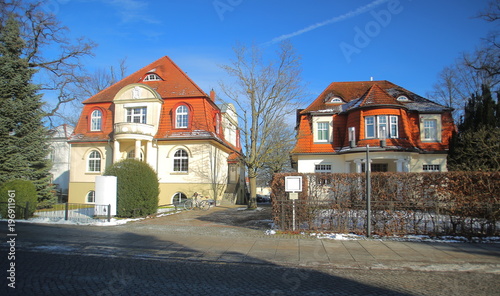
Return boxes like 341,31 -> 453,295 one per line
126,107 -> 147,124
365,115 -> 398,139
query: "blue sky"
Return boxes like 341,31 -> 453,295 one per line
42,0 -> 496,105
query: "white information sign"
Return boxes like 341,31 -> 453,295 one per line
285,176 -> 302,192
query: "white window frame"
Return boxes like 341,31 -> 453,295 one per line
423,164 -> 441,172
173,149 -> 189,172
315,164 -> 332,173
87,150 -> 101,173
143,73 -> 161,81
420,114 -> 442,142
126,107 -> 147,124
365,117 -> 376,138
90,110 -> 102,131
423,119 -> 438,141
86,190 -> 95,203
175,105 -> 189,129
313,116 -> 333,143
365,115 -> 398,139
317,122 -> 329,142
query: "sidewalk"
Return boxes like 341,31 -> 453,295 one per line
8,204 -> 500,274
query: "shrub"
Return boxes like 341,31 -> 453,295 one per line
104,159 -> 159,218
0,180 -> 38,219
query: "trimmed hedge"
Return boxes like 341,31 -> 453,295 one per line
104,159 -> 159,218
0,179 -> 38,219
271,172 -> 500,236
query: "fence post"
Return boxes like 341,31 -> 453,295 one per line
107,204 -> 111,222
65,202 -> 69,221
24,202 -> 30,220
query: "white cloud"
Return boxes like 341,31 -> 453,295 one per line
262,0 -> 389,46
106,0 -> 161,24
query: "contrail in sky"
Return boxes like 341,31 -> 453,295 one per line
262,0 -> 389,46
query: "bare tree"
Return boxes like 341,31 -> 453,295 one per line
257,120 -> 296,188
1,1 -> 97,126
219,41 -> 305,208
429,0 -> 500,117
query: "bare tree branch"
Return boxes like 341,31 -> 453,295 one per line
219,41 -> 305,208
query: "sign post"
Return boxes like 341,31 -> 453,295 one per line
366,145 -> 372,238
285,176 -> 302,231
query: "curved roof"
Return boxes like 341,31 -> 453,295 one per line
302,80 -> 451,114
83,56 -> 207,104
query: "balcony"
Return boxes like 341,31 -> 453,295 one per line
114,122 -> 155,139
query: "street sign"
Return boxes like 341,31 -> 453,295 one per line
289,192 -> 299,200
285,176 -> 302,192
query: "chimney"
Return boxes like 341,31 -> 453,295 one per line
210,89 -> 216,101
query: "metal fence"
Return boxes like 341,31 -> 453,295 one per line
273,199 -> 500,237
33,203 -> 112,223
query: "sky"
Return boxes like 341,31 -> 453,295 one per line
39,0 -> 497,110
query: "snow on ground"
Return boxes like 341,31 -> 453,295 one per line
263,230 -> 500,243
2,209 -> 182,226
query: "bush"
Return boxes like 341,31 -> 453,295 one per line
104,159 -> 159,218
0,180 -> 38,219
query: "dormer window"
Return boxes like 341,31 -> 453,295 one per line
143,73 -> 161,81
90,109 -> 102,131
397,95 -> 409,102
325,94 -> 344,104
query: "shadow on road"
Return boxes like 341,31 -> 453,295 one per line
0,221 -> 417,295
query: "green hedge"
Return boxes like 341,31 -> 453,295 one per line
0,180 -> 38,219
104,159 -> 159,218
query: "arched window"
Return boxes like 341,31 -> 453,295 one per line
143,73 -> 161,81
91,109 -> 102,131
173,149 -> 188,172
87,150 -> 101,172
87,190 -> 95,203
172,192 -> 187,205
175,105 -> 188,128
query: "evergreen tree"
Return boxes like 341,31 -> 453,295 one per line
0,14 -> 53,203
448,84 -> 500,171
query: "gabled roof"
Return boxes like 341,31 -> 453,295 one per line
358,84 -> 403,107
302,80 -> 450,114
83,56 -> 208,103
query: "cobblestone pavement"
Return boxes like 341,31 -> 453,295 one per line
1,204 -> 500,295
1,249 -> 499,295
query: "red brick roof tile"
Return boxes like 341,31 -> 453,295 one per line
83,56 -> 207,104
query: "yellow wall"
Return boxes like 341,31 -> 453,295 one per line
68,182 -> 95,204
159,182 -> 227,205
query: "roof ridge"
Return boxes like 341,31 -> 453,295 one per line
163,56 -> 209,98
359,84 -> 402,107
83,56 -> 169,104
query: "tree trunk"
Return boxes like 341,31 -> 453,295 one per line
248,175 -> 257,209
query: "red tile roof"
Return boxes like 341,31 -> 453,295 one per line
358,84 -> 403,107
302,80 -> 417,114
292,80 -> 455,155
71,56 -> 242,155
83,56 -> 207,104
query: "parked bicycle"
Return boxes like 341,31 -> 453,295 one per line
183,193 -> 212,211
